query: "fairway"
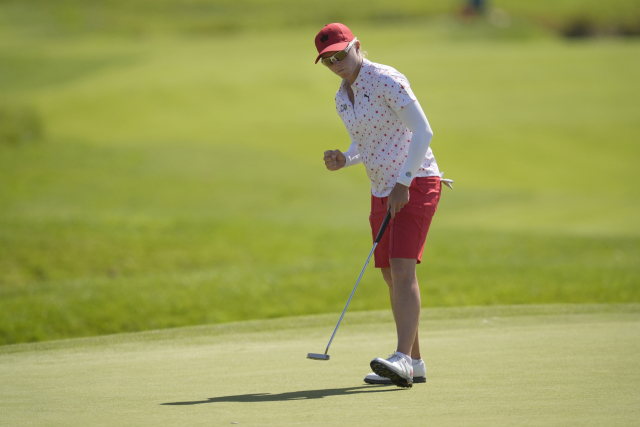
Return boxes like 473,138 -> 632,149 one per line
2,304 -> 638,426
2,26 -> 639,345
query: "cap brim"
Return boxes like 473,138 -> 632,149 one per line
315,41 -> 351,64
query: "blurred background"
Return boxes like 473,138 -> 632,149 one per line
1,0 -> 639,345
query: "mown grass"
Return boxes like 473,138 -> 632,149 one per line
1,6 -> 639,344
2,215 -> 638,344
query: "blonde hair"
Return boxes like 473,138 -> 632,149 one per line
356,41 -> 368,59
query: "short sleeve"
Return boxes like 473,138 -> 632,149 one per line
381,72 -> 417,114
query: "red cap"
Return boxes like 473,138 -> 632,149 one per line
314,23 -> 355,64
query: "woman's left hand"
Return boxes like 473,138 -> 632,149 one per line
388,183 -> 410,218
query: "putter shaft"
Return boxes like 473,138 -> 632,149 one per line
323,242 -> 378,355
322,211 -> 391,356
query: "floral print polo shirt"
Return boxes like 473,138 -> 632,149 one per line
335,58 -> 439,197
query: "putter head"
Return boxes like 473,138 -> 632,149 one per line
307,353 -> 330,361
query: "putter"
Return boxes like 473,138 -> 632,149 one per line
307,210 -> 391,361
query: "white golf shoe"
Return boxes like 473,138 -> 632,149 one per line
365,358 -> 426,385
370,352 -> 414,388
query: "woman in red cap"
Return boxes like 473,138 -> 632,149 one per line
316,23 -> 452,388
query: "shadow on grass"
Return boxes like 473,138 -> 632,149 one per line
161,385 -> 400,405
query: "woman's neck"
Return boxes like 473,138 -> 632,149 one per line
346,56 -> 364,86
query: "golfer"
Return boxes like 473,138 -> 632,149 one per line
315,23 -> 451,388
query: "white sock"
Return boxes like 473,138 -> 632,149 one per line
412,358 -> 423,365
395,351 -> 412,365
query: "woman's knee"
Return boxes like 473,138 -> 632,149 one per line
389,258 -> 417,285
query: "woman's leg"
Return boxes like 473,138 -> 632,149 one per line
381,261 -> 421,358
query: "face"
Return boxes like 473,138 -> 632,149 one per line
320,41 -> 361,81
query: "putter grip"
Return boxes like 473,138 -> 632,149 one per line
374,211 -> 391,243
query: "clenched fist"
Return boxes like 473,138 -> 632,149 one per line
323,149 -> 346,171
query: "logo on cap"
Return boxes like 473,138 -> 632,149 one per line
320,33 -> 329,43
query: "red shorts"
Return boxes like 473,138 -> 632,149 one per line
369,177 -> 441,268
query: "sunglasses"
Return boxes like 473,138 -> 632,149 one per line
320,38 -> 358,67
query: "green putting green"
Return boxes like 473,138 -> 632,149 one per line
1,304 -> 638,426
